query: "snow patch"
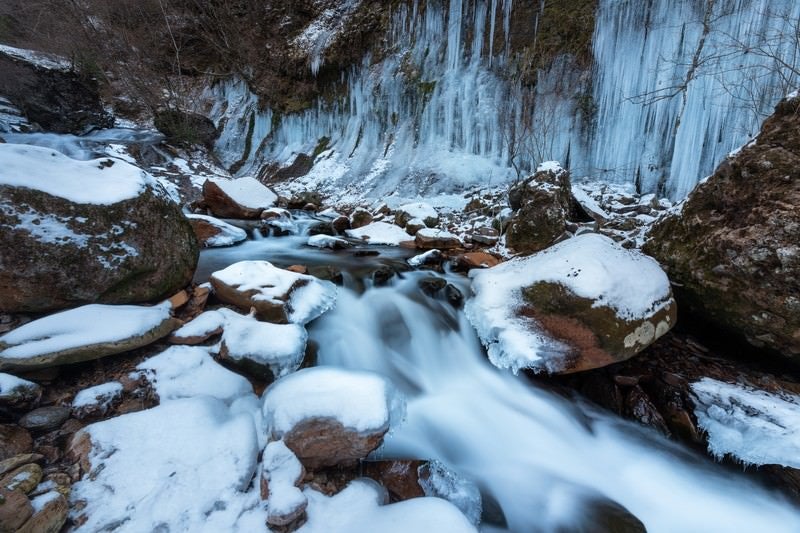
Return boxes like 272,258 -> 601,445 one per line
346,222 -> 412,246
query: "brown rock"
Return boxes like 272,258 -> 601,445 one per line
283,418 -> 387,470
16,492 -> 68,533
471,227 -> 499,246
331,216 -> 351,234
350,209 -> 373,229
363,460 -> 425,501
65,431 -> 92,476
0,425 -> 32,461
644,94 -> 800,360
0,488 -> 32,532
456,252 -> 500,270
0,454 -> 43,477
168,290 -> 190,310
415,229 -> 461,250
286,265 -> 309,275
202,179 -> 270,219
0,463 -> 41,494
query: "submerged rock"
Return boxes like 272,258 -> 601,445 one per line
467,234 -> 676,374
0,145 -> 198,313
644,95 -> 800,361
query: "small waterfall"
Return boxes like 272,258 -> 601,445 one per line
310,272 -> 800,532
203,0 -> 799,201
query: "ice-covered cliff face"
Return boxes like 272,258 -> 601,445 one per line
204,0 -> 800,201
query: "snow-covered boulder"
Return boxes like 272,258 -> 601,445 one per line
346,222 -> 413,246
307,234 -> 351,250
0,144 -> 198,313
263,367 -> 404,469
169,309 -> 225,345
0,303 -> 179,371
261,440 -> 308,527
395,202 -> 439,228
415,228 -> 462,250
72,382 -> 123,420
466,234 -> 676,374
136,345 -> 253,405
69,396 -> 259,531
210,261 -> 337,324
300,479 -> 477,533
202,177 -> 277,219
185,213 -> 247,247
217,308 -> 307,381
0,373 -> 41,410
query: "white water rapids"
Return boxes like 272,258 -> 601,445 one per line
306,271 -> 800,532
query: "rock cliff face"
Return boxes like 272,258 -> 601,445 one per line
0,50 -> 111,133
644,95 -> 800,361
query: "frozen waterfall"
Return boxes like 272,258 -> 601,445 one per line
203,0 -> 800,201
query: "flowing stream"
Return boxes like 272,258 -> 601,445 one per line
198,221 -> 800,533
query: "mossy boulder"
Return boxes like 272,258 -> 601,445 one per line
644,95 -> 800,361
506,163 -> 573,253
154,109 -> 218,148
522,281 -> 676,373
0,183 -> 198,313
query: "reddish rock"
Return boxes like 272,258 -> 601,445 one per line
283,418 -> 387,470
0,425 -> 32,461
0,487 -> 32,531
363,460 -> 425,501
456,252 -> 500,270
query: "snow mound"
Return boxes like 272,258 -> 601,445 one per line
346,222 -> 412,245
691,378 -> 800,468
0,144 -> 155,204
136,345 -> 253,405
398,202 -> 438,222
185,213 -> 247,247
170,310 -> 225,341
71,396 -> 259,532
211,260 -> 337,324
72,382 -> 123,409
465,233 -> 672,372
218,308 -> 307,379
207,177 -> 277,210
263,440 -> 307,525
299,479 -> 477,533
408,249 -> 442,267
263,366 -> 404,436
0,302 -> 173,360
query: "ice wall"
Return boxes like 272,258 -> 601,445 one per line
204,0 -> 800,201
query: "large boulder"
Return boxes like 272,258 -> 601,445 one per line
0,144 -> 198,313
153,109 -> 218,147
644,95 -> 800,360
467,234 -> 676,374
506,161 -> 588,254
0,46 -> 112,133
